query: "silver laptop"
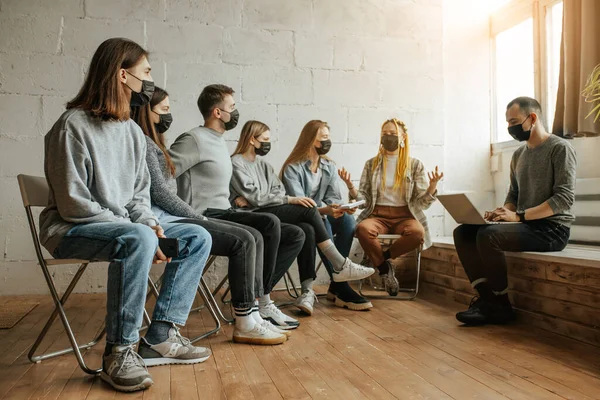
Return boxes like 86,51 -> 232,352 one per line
438,193 -> 516,225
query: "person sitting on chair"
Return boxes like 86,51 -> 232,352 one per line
131,86 -> 287,345
350,118 -> 442,296
39,38 -> 213,392
230,120 -> 376,316
454,96 -> 576,326
281,120 -> 373,311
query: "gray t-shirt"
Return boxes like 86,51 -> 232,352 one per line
505,134 -> 577,226
169,126 -> 233,214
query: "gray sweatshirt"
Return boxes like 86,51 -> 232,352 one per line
144,136 -> 204,220
230,154 -> 289,210
505,134 -> 577,226
169,127 -> 232,214
40,109 -> 158,254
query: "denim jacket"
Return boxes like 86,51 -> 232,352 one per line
282,158 -> 343,207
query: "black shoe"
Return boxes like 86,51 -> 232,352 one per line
456,296 -> 516,325
328,282 -> 372,311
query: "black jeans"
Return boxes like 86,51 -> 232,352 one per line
204,208 -> 305,294
453,220 -> 570,293
258,204 -> 331,282
175,217 -> 261,309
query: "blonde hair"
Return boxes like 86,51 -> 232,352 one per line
232,120 -> 270,156
372,118 -> 410,192
280,120 -> 330,177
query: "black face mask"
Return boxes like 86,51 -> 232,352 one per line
219,108 -> 239,131
507,115 -> 532,142
254,141 -> 271,156
153,112 -> 173,134
126,71 -> 155,107
381,135 -> 399,152
316,139 -> 331,155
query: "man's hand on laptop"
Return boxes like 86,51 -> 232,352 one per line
486,207 -> 518,222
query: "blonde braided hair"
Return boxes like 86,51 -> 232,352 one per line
372,118 -> 410,193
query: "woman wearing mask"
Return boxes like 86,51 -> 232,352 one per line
280,120 -> 372,311
131,87 -> 288,346
348,118 -> 443,296
39,38 -> 213,392
230,120 -> 375,316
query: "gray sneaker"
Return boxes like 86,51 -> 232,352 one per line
382,261 -> 400,296
101,345 -> 153,392
138,326 -> 212,367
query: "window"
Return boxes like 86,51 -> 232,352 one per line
494,18 -> 536,142
491,0 -> 564,143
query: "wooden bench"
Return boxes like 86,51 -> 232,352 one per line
421,178 -> 600,347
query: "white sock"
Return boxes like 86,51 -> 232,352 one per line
235,315 -> 255,331
258,294 -> 271,308
251,302 -> 264,324
319,242 -> 346,272
234,306 -> 255,331
301,278 -> 314,294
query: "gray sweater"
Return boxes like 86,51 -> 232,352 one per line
169,127 -> 232,214
505,134 -> 577,226
230,154 -> 289,210
40,109 -> 158,253
144,136 -> 204,220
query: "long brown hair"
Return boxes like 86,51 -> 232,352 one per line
232,120 -> 270,156
280,120 -> 330,177
372,118 -> 410,192
131,87 -> 176,176
67,38 -> 148,121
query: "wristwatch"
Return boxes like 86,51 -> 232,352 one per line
517,211 -> 526,222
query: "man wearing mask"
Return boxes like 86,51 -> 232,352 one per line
169,84 -> 306,330
454,96 -> 577,326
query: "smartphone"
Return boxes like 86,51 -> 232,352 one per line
158,238 -> 179,258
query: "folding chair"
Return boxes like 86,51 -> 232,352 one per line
357,234 -> 422,300
18,175 -> 223,374
18,174 -> 106,375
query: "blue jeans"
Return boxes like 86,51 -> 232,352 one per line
53,222 -> 211,345
319,213 -> 357,277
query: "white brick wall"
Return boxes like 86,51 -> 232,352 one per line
0,0 -> 492,295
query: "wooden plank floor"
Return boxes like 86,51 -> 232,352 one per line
1,289 -> 600,400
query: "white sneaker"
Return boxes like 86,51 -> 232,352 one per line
332,258 -> 376,282
261,320 -> 292,337
295,289 -> 317,316
259,301 -> 300,330
233,323 -> 287,345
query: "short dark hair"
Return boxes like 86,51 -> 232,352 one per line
506,96 -> 545,128
197,84 -> 235,119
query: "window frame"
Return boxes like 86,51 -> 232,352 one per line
490,0 -> 563,147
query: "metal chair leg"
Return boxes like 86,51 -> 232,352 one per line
189,278 -> 222,343
28,262 -> 103,375
358,245 -> 422,301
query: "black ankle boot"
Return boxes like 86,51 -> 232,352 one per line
456,293 -> 516,326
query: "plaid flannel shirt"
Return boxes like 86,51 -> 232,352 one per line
352,156 -> 436,250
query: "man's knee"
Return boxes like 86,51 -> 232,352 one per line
453,224 -> 476,245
